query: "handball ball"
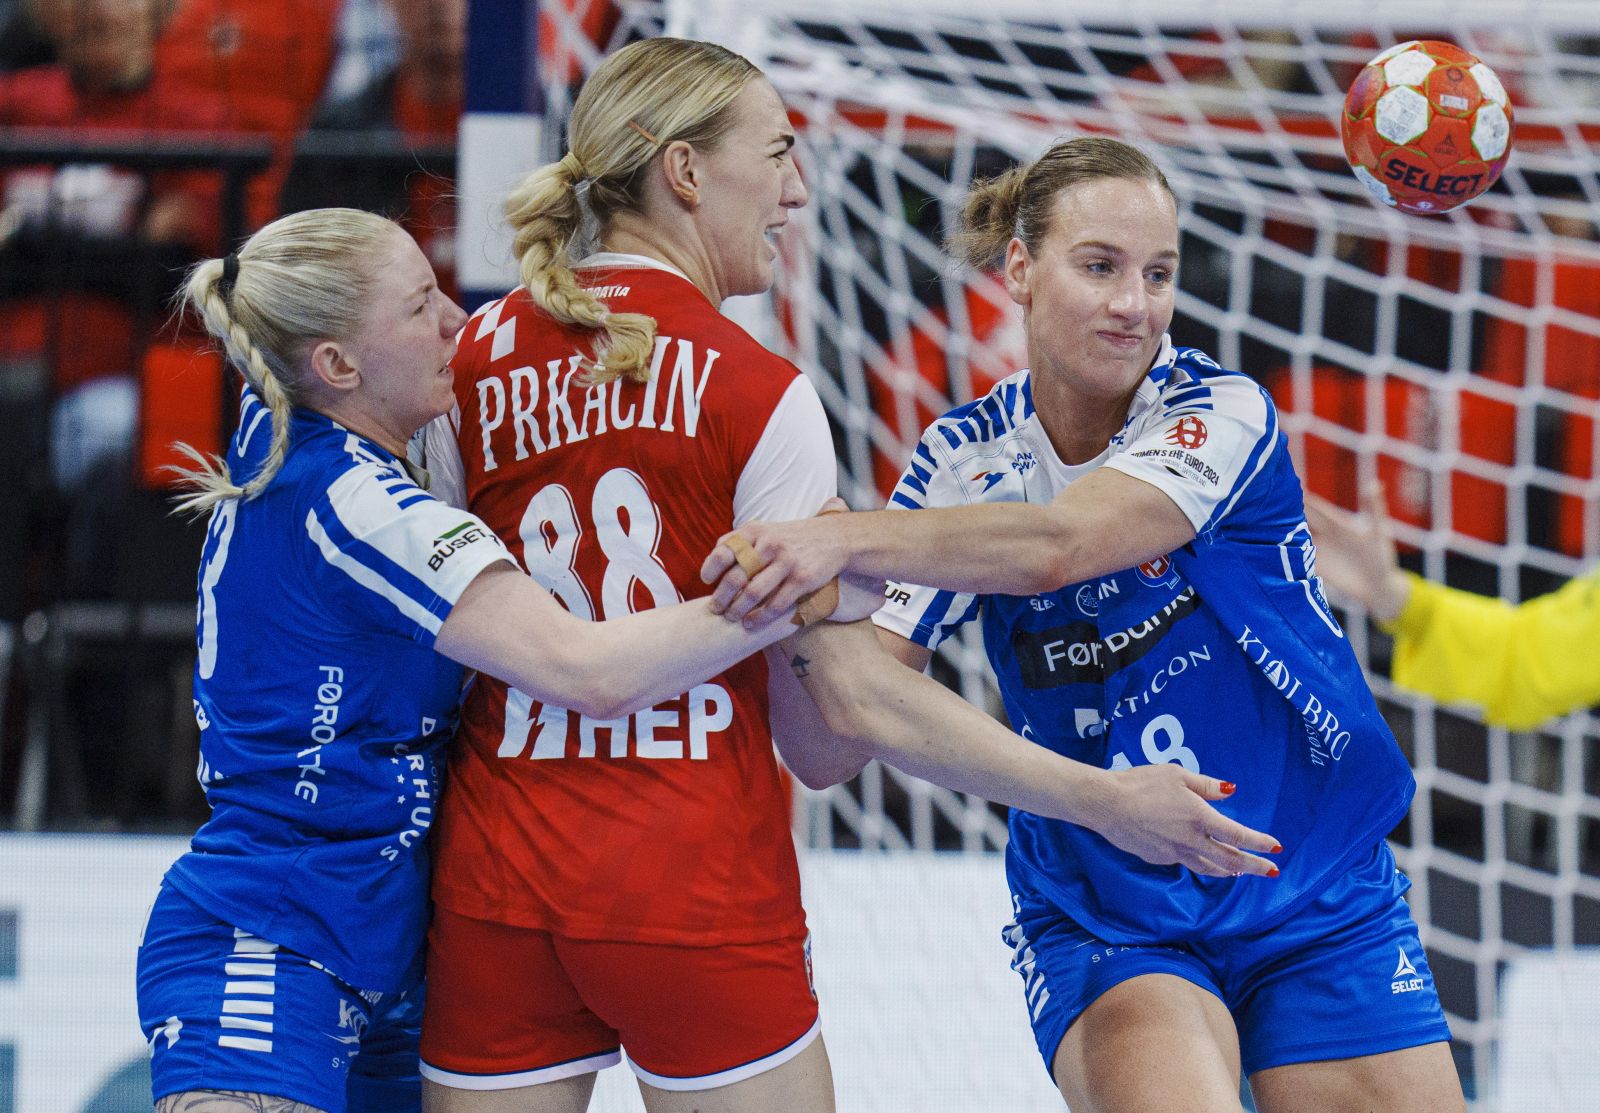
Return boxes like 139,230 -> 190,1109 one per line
1341,40 -> 1514,215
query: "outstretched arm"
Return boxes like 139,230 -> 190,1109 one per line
1308,484 -> 1600,728
777,617 -> 1281,878
702,468 -> 1194,626
1303,485 -> 1411,622
435,563 -> 879,723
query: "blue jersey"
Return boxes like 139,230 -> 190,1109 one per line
165,389 -> 511,992
875,340 -> 1414,943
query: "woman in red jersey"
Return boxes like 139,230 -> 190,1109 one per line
417,37 -> 1276,1113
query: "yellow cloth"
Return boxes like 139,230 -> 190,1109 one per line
1385,568 -> 1600,729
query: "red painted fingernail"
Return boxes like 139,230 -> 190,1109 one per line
1267,867 -> 1280,878
1271,844 -> 1283,854
1220,781 -> 1236,795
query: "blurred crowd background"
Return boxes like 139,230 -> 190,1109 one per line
0,0 -> 472,834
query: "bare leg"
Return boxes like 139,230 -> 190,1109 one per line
1051,973 -> 1246,1113
638,1033 -> 835,1113
421,1073 -> 598,1113
1251,1041 -> 1466,1113
156,1093 -> 327,1113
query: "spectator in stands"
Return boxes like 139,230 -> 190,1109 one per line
0,0 -> 52,70
1308,486 -> 1600,729
281,0 -> 463,295
154,0 -> 340,229
0,0 -> 230,491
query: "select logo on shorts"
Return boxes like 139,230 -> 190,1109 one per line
1164,415 -> 1208,450
428,521 -> 490,571
1391,945 -> 1425,994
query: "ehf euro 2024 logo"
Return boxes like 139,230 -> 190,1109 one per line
1165,415 -> 1208,450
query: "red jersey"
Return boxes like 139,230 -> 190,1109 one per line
428,257 -> 833,945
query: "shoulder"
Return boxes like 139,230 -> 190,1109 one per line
891,370 -> 1035,509
1117,346 -> 1276,454
260,418 -> 422,522
1155,347 -> 1274,419
920,368 -> 1034,456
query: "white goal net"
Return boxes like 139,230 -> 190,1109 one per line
534,1 -> 1600,1107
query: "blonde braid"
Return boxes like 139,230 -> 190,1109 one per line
504,160 -> 656,384
167,259 -> 299,515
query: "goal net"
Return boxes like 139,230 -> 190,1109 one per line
534,1 -> 1600,1107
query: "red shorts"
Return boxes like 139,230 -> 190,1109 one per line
419,906 -> 820,1092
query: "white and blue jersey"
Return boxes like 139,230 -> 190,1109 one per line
163,389 -> 511,993
875,340 -> 1415,944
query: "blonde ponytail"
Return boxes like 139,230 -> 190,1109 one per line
168,208 -> 402,516
502,159 -> 657,384
506,37 -> 760,383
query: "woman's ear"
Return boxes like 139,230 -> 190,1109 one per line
660,139 -> 701,206
308,339 -> 361,393
1003,237 -> 1033,308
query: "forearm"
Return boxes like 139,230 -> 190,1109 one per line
765,644 -> 872,789
784,621 -> 1111,822
831,505 -> 1089,596
439,567 -> 792,720
832,469 -> 1193,596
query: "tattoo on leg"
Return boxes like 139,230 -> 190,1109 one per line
790,653 -> 811,678
156,1091 -> 330,1113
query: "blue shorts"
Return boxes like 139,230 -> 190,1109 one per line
137,883 -> 422,1113
1004,841 -> 1452,1078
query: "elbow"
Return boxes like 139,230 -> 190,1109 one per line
525,638 -> 646,722
569,681 -> 647,723
811,698 -> 876,753
789,761 -> 854,792
1018,518 -> 1091,594
1020,561 -> 1073,595
777,726 -> 873,790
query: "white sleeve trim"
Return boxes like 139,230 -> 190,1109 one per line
312,464 -> 512,639
416,402 -> 469,509
733,376 -> 837,526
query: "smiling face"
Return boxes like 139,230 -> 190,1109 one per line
1004,175 -> 1179,409
340,224 -> 468,450
692,78 -> 809,301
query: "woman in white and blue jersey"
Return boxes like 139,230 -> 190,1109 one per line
135,208 -> 888,1113
703,139 -> 1465,1113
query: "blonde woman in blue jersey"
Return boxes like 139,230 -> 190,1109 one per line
703,138 -> 1466,1113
